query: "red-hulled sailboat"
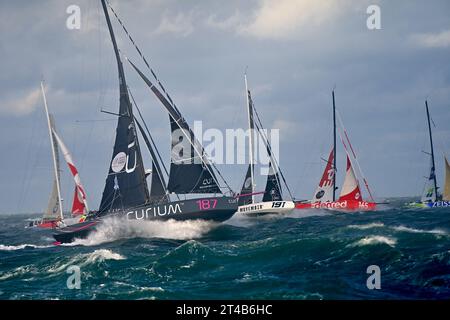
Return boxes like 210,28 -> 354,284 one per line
296,91 -> 376,211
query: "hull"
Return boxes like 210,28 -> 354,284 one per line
53,196 -> 238,243
237,201 -> 295,217
296,200 -> 376,211
407,201 -> 450,208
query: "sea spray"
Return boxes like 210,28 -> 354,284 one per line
66,217 -> 218,246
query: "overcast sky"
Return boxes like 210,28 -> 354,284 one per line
0,0 -> 449,214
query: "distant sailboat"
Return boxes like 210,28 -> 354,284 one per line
236,74 -> 295,216
409,101 -> 450,208
52,0 -> 237,243
28,82 -> 89,229
296,90 -> 376,211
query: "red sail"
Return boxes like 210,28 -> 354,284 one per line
71,186 -> 86,216
338,156 -> 362,201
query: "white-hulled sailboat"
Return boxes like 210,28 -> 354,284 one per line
296,90 -> 376,211
28,82 -> 89,229
236,74 -> 295,216
408,100 -> 450,208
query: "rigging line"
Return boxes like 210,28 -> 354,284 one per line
105,0 -> 181,116
336,110 -> 375,202
250,102 -> 295,200
128,87 -> 170,178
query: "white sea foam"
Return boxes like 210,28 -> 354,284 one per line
0,244 -> 52,251
347,223 -> 385,230
65,217 -> 217,246
392,225 -> 448,235
349,236 -> 397,247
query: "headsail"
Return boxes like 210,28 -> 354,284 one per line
338,155 -> 362,202
44,116 -> 63,221
52,130 -> 89,215
443,157 -> 450,201
262,162 -> 283,202
312,149 -> 335,203
99,0 -> 150,213
238,166 -> 253,205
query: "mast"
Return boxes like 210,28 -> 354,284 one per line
244,73 -> 255,203
332,90 -> 337,202
426,100 -> 438,200
41,81 -> 63,220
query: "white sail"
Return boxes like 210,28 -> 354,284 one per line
339,155 -> 362,201
443,156 -> 450,201
43,116 -> 62,221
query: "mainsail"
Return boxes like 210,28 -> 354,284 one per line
126,59 -> 222,194
238,166 -> 253,205
338,155 -> 362,201
52,130 -> 89,215
99,0 -> 150,213
443,157 -> 450,201
44,116 -> 63,221
312,149 -> 335,203
421,158 -> 437,202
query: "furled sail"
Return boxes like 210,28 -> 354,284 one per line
338,155 -> 362,201
443,157 -> 450,201
43,116 -> 62,221
127,59 -> 222,194
99,0 -> 150,213
421,158 -> 437,202
312,149 -> 335,203
262,162 -> 283,202
52,129 -> 88,215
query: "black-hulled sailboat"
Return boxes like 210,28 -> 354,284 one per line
408,100 -> 450,208
236,74 -> 295,216
53,0 -> 237,243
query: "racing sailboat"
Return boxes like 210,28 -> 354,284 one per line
236,74 -> 295,216
28,82 -> 89,229
296,91 -> 376,211
53,0 -> 237,243
408,101 -> 450,208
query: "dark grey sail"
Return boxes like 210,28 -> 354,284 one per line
99,0 -> 149,213
127,59 -> 222,194
262,162 -> 283,202
238,165 -> 253,205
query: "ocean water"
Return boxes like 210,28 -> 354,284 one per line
0,198 -> 449,300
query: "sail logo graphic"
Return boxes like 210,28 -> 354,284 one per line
244,177 -> 252,189
127,203 -> 182,219
111,152 -> 127,173
315,190 -> 325,199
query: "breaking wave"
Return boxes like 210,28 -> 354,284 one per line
349,236 -> 397,247
66,217 -> 218,246
347,223 -> 385,230
392,225 -> 448,236
0,244 -> 52,251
